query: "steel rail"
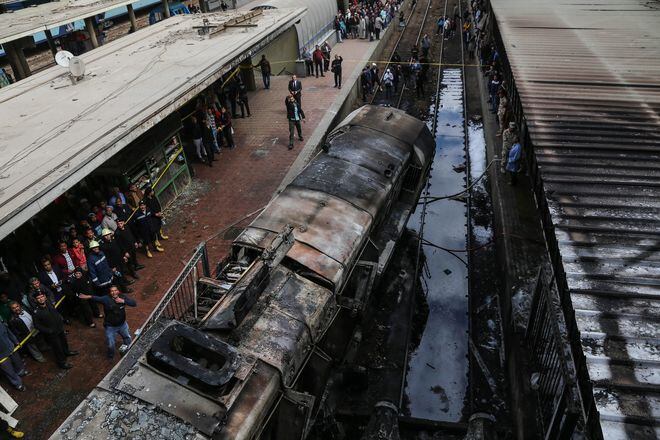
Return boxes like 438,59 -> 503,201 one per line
457,0 -> 475,416
394,0 -> 434,108
368,0 -> 428,106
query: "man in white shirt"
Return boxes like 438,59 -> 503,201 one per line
8,301 -> 46,362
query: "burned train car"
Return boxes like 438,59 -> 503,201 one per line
57,105 -> 434,440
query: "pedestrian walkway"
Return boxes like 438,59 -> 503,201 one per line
466,46 -> 547,440
9,33 -> 390,438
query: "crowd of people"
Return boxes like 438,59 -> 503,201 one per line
471,0 -> 522,185
0,183 -> 165,395
333,0 -> 402,43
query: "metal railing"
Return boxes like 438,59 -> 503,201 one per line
526,267 -> 581,439
138,242 -> 211,337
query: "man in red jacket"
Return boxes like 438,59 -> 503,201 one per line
313,45 -> 325,78
52,240 -> 77,278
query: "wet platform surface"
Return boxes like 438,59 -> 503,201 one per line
9,36 -> 382,438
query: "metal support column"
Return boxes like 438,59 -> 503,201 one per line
4,42 -> 29,80
127,4 -> 138,32
162,0 -> 171,18
84,17 -> 99,48
44,29 -> 58,57
240,57 -> 256,91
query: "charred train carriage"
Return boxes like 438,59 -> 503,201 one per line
57,106 -> 434,440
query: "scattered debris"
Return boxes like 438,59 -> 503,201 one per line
453,163 -> 467,173
511,288 -> 532,333
530,372 -> 540,390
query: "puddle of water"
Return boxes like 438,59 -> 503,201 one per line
466,116 -> 509,420
467,120 -> 493,245
468,121 -> 487,182
404,68 -> 469,422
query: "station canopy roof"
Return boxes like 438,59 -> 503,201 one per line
0,0 -> 146,45
0,7 -> 305,240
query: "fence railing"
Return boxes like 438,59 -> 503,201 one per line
137,242 -> 211,338
526,267 -> 581,439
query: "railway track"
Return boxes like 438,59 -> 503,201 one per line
335,0 -> 486,433
391,0 -> 475,424
397,0 -> 449,412
364,0 -> 472,420
369,0 -> 432,110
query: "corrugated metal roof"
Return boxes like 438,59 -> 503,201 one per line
491,0 -> 660,437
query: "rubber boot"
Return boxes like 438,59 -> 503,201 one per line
8,427 -> 24,438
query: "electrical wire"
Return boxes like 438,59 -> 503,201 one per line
418,157 -> 500,204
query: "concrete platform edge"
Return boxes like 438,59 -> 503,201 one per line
275,22 -> 399,197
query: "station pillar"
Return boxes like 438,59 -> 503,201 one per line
162,0 -> 171,18
4,40 -> 31,80
240,57 -> 256,91
84,17 -> 99,48
44,29 -> 58,57
127,4 -> 138,32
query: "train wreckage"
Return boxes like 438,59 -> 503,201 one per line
56,105 -> 435,439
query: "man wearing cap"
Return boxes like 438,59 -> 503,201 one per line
100,229 -> 136,283
0,321 -> 28,390
69,267 -> 101,327
32,290 -> 76,369
501,121 -> 519,174
79,286 -> 136,359
101,205 -> 118,232
135,201 -> 164,258
87,240 -> 131,295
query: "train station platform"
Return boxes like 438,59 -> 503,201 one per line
8,32 -> 391,438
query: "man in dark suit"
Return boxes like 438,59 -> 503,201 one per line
32,290 -> 77,369
285,94 -> 305,150
288,74 -> 302,105
38,258 -> 70,301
